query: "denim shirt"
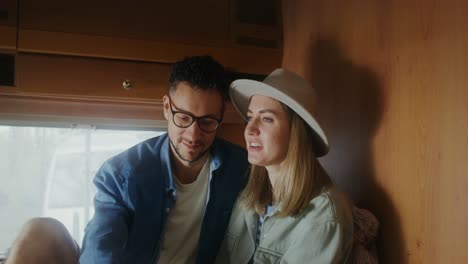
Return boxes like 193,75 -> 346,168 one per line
80,134 -> 249,264
216,186 -> 354,264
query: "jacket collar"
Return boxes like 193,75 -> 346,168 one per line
208,138 -> 224,171
244,209 -> 259,243
160,135 -> 176,200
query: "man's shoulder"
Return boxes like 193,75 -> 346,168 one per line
104,134 -> 168,175
211,138 -> 249,186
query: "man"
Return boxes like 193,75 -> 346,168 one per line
80,55 -> 249,263
3,56 -> 248,264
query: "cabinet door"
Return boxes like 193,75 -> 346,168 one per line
18,0 -> 281,74
12,53 -> 170,102
0,53 -> 170,124
0,0 -> 17,50
19,0 -> 229,47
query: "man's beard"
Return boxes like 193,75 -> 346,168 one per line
169,137 -> 210,164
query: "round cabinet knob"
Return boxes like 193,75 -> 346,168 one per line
122,80 -> 133,90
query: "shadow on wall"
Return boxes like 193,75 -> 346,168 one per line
306,38 -> 406,264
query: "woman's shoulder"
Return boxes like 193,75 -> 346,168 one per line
301,185 -> 353,226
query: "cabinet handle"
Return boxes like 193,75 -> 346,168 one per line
122,80 -> 133,90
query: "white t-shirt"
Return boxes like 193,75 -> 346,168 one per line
157,156 -> 211,264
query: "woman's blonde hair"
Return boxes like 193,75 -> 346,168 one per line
240,107 -> 331,217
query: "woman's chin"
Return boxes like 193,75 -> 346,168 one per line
248,156 -> 265,166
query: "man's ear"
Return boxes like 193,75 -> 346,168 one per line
162,95 -> 170,121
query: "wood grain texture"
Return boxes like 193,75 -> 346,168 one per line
0,25 -> 16,50
13,53 -> 170,102
17,0 -> 282,74
0,0 -> 17,50
18,29 -> 282,74
19,0 -> 230,47
282,0 -> 468,263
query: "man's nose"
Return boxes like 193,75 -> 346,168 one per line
185,120 -> 203,139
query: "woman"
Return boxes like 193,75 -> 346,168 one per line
216,69 -> 354,264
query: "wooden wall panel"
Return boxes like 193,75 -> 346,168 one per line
217,123 -> 246,148
282,0 -> 468,263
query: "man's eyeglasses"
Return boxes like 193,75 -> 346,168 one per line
168,96 -> 222,133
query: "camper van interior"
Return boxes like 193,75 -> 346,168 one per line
1,0 -> 468,263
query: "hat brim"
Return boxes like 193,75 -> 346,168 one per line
230,79 -> 329,157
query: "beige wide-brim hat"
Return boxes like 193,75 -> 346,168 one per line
230,68 -> 329,157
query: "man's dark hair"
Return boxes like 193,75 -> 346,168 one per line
169,55 -> 228,101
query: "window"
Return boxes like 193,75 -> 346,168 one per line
0,125 -> 166,252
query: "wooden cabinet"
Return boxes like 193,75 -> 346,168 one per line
0,53 -> 243,125
0,0 -> 17,50
0,53 -> 169,124
13,53 -> 170,102
18,0 -> 282,74
1,0 -> 266,125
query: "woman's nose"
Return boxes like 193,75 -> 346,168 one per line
245,120 -> 259,135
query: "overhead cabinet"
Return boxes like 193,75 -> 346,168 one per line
0,53 -> 243,124
13,53 -> 170,102
17,0 -> 282,74
0,0 -> 17,50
